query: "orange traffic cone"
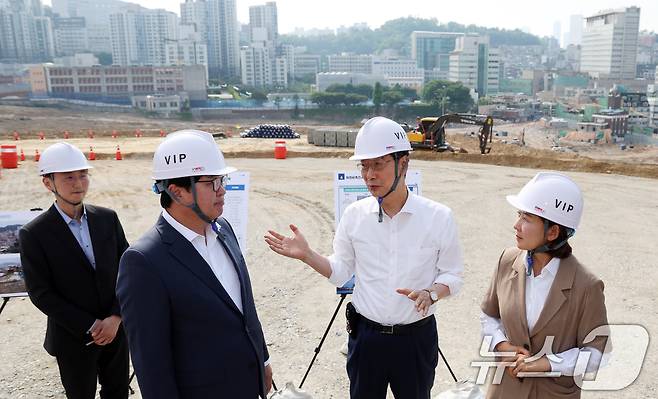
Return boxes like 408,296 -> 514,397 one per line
35,149 -> 40,161
159,129 -> 165,137
38,131 -> 44,140
115,146 -> 122,160
20,149 -> 25,161
64,131 -> 70,139
88,146 -> 96,161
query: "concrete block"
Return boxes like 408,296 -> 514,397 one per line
336,131 -> 348,147
324,131 -> 337,147
312,130 -> 325,146
348,130 -> 358,148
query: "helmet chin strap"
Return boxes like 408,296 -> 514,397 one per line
526,220 -> 575,275
377,154 -> 404,223
161,177 -> 216,225
49,176 -> 83,209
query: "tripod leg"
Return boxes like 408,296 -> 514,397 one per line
439,346 -> 458,383
0,297 -> 9,316
299,294 -> 347,389
128,370 -> 136,395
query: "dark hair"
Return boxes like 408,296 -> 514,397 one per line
545,221 -> 573,259
158,176 -> 200,208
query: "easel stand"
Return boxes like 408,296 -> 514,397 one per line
299,293 -> 347,389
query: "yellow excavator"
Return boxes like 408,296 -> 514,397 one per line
405,114 -> 494,154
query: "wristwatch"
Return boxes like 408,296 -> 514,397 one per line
424,289 -> 439,304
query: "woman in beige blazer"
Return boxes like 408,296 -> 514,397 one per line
480,172 -> 609,399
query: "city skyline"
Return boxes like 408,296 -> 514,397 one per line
43,0 -> 658,38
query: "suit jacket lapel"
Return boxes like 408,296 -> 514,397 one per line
44,205 -> 95,274
156,216 -> 243,316
530,256 -> 576,338
509,252 -> 531,344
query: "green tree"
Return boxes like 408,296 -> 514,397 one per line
311,92 -> 346,107
344,93 -> 368,106
382,90 -> 404,107
422,80 -> 474,113
250,91 -> 268,103
373,82 -> 383,114
278,17 -> 540,56
389,84 -> 419,101
326,84 -> 373,98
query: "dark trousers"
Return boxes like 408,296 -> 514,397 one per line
56,332 -> 129,399
346,316 -> 438,399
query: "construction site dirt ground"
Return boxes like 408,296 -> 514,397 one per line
0,155 -> 656,398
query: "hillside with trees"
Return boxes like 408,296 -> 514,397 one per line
280,17 -> 541,56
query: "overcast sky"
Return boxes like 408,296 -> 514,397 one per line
44,0 -> 658,37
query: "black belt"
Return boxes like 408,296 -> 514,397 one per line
357,313 -> 434,335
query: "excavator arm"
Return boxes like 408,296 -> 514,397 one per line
425,114 -> 494,154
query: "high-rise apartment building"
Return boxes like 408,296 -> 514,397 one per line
0,0 -> 52,62
206,0 -> 239,79
109,8 -> 178,67
53,16 -> 88,56
248,1 -> 277,44
180,0 -> 207,43
166,23 -> 208,80
581,6 -> 640,80
411,31 -> 463,81
449,34 -> 499,97
52,0 -> 141,54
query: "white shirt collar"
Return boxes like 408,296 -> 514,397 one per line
161,209 -> 216,243
54,201 -> 87,224
525,254 -> 561,278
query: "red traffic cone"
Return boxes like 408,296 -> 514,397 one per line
88,146 -> 96,161
35,149 -> 40,162
13,131 -> 19,141
20,149 -> 25,161
64,131 -> 70,139
115,145 -> 122,160
112,130 -> 118,139
38,131 -> 45,140
159,129 -> 165,137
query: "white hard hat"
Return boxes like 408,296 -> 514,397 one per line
506,172 -> 583,229
349,116 -> 412,161
38,142 -> 93,176
152,129 -> 236,180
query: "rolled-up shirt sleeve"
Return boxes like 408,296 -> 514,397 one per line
480,311 -> 509,352
549,347 -> 604,376
433,210 -> 464,296
328,207 -> 356,287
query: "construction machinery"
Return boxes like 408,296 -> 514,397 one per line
405,114 -> 495,154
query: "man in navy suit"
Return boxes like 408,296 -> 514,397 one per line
116,130 -> 272,399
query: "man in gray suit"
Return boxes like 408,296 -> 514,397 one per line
116,130 -> 272,399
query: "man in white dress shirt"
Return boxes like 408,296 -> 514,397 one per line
265,117 -> 464,399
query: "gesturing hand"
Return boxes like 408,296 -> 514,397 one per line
396,288 -> 432,317
264,224 -> 311,262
